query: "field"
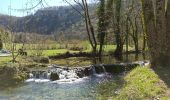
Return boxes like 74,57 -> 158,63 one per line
0,42 -> 135,65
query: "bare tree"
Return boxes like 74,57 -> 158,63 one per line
63,0 -> 98,54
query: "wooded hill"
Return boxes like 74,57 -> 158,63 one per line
0,4 -> 97,40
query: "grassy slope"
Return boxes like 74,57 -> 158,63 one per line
97,67 -> 169,100
116,67 -> 168,99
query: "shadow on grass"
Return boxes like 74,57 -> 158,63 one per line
153,66 -> 170,88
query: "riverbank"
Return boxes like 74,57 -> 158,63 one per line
97,66 -> 169,99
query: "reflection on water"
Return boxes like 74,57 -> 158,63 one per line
51,53 -> 150,67
94,53 -> 150,65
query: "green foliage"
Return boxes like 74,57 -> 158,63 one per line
0,57 -> 11,65
0,5 -> 97,40
0,63 -> 28,87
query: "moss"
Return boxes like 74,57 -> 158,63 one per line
0,63 -> 28,87
116,67 -> 169,100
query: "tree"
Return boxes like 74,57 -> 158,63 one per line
0,28 -> 4,50
113,0 -> 123,59
0,35 -> 2,50
63,0 -> 98,54
141,0 -> 170,67
98,0 -> 107,56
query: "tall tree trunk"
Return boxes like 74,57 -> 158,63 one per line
114,32 -> 123,59
141,10 -> 147,51
114,0 -> 123,59
98,0 -> 106,56
142,0 -> 170,67
134,17 -> 139,53
0,37 -> 2,50
165,0 -> 170,66
82,0 -> 97,54
125,17 -> 129,53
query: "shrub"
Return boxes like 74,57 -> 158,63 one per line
0,63 -> 28,87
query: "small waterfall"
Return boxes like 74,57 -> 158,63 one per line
29,71 -> 49,79
27,67 -> 79,83
91,66 -> 96,74
101,65 -> 106,73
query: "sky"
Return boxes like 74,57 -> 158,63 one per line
0,0 -> 75,17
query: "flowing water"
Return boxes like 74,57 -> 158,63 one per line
0,53 -> 149,100
0,73 -> 117,100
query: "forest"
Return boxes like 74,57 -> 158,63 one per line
0,0 -> 170,99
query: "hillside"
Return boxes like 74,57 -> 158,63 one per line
0,4 -> 97,40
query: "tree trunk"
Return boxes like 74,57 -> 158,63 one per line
141,11 -> 147,51
98,0 -> 106,56
142,0 -> 170,67
114,32 -> 123,60
165,0 -> 170,66
82,0 -> 97,55
125,17 -> 129,53
0,38 -> 2,50
114,0 -> 123,59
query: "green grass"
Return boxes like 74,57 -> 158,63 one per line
96,66 -> 169,100
27,49 -> 81,56
0,56 -> 11,65
116,67 -> 168,99
0,42 -> 136,65
51,57 -> 92,67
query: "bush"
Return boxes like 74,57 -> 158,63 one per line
0,63 -> 28,87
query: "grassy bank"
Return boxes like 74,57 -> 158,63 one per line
0,56 -> 11,65
0,43 -> 135,65
97,66 -> 169,100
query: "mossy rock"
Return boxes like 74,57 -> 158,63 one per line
50,72 -> 59,81
0,63 -> 28,87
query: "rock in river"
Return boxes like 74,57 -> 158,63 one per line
50,72 -> 59,81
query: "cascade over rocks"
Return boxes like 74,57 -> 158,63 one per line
26,61 -> 150,83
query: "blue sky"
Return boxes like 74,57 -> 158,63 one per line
0,0 -> 97,17
0,0 -> 74,17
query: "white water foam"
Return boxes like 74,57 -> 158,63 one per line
25,79 -> 50,83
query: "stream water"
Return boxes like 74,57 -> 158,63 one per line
0,73 -> 117,100
0,53 -> 149,100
